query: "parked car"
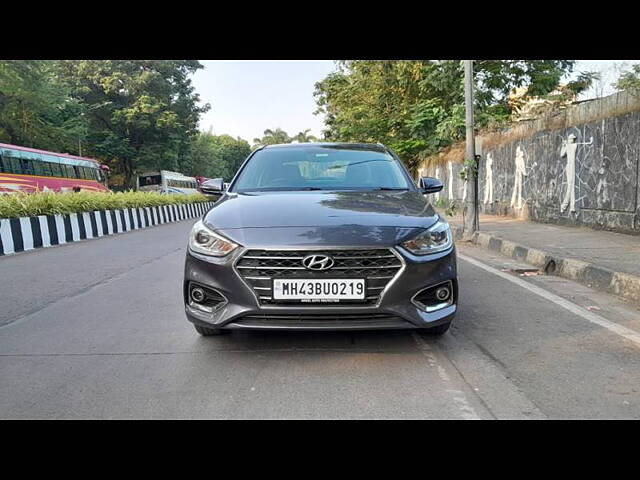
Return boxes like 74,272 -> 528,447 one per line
184,143 -> 456,335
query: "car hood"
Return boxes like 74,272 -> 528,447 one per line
203,190 -> 441,248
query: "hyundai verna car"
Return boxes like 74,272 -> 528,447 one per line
184,143 -> 456,335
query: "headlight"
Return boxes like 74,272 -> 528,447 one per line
188,220 -> 238,256
402,220 -> 452,255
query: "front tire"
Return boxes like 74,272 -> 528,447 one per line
194,324 -> 228,336
423,321 -> 452,336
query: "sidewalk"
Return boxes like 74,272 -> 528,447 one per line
446,212 -> 640,305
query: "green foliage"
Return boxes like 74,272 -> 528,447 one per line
0,61 -> 86,153
53,60 -> 210,186
314,60 -> 591,172
434,197 -> 448,208
434,197 -> 458,217
445,200 -> 458,217
252,128 -> 292,148
459,157 -> 478,181
0,60 -> 211,188
293,128 -> 318,143
184,130 -> 251,180
0,191 -> 209,219
615,64 -> 640,93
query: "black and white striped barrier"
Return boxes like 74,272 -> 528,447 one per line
0,202 -> 215,257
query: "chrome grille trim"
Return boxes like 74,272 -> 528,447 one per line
235,248 -> 405,307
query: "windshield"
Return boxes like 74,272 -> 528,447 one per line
232,145 -> 411,192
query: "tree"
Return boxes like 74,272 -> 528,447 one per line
0,60 -> 86,153
54,60 -> 210,186
293,129 -> 318,143
615,63 -> 640,93
314,60 -> 593,173
252,128 -> 292,148
184,130 -> 251,180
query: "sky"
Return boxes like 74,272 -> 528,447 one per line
191,60 -> 637,143
192,60 -> 336,143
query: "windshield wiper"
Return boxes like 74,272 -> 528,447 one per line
371,187 -> 409,191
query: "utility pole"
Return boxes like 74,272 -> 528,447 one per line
462,60 -> 479,240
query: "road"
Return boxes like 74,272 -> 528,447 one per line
1,218 -> 640,419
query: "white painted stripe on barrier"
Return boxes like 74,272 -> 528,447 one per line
38,216 -> 50,248
0,219 -> 15,255
163,206 -> 169,223
55,215 -> 66,244
105,210 -> 114,235
145,207 -> 153,226
137,208 -> 145,228
82,212 -> 93,239
152,207 -> 159,225
94,211 -> 104,237
115,210 -> 123,233
70,214 -> 80,242
19,218 -> 34,251
131,208 -> 138,229
124,209 -> 131,231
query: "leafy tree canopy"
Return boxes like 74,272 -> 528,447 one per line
615,64 -> 640,92
0,60 -> 85,153
314,60 -> 594,172
252,127 -> 292,148
185,129 -> 251,181
54,60 -> 210,186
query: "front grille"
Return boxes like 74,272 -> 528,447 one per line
236,249 -> 403,306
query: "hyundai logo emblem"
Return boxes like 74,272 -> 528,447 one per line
301,254 -> 335,271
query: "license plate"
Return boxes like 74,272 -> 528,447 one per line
272,279 -> 366,303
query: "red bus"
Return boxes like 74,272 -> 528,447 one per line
0,143 -> 109,193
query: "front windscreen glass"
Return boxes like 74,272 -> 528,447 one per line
232,146 -> 411,192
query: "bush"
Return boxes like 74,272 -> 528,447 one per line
0,191 -> 211,219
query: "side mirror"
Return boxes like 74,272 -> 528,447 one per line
419,177 -> 443,194
199,178 -> 225,195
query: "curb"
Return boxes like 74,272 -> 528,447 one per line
0,202 -> 215,257
452,226 -> 640,305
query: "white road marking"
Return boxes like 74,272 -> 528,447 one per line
411,332 -> 482,420
459,253 -> 640,347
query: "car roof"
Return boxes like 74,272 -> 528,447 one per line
262,142 -> 388,152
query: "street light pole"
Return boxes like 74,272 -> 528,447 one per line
462,59 -> 479,240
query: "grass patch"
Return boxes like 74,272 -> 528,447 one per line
0,191 -> 211,219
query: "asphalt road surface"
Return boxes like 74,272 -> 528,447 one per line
1,218 -> 640,419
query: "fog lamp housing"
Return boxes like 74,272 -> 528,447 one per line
187,283 -> 227,313
412,281 -> 454,312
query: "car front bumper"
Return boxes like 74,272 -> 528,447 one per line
184,245 -> 457,331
